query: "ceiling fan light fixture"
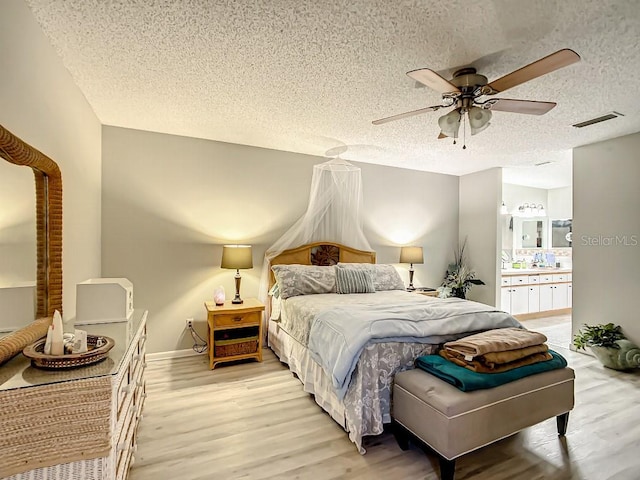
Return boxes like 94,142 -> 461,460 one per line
438,109 -> 462,138
468,106 -> 492,135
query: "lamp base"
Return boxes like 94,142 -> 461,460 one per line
232,270 -> 243,304
407,266 -> 416,291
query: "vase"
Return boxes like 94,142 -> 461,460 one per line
451,287 -> 465,299
589,340 -> 640,370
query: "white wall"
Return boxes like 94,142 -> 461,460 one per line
547,186 -> 572,220
0,0 -> 102,319
360,163 -> 459,289
459,168 -> 502,307
573,133 -> 640,345
502,183 -> 548,218
101,126 -> 459,354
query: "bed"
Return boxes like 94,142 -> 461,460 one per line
266,242 -> 521,453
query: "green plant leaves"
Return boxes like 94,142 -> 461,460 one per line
573,323 -> 625,350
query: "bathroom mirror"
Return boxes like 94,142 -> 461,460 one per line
0,124 -> 62,365
522,220 -> 544,248
513,217 -> 548,249
552,219 -> 572,247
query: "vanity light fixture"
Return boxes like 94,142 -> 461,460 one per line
516,203 -> 546,217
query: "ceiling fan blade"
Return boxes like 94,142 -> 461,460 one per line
407,69 -> 461,95
488,98 -> 557,115
372,105 -> 441,125
486,49 -> 580,94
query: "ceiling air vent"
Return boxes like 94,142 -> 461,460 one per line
572,111 -> 624,128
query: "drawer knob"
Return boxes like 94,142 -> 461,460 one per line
233,317 -> 242,322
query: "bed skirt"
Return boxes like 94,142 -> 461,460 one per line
268,319 -> 437,453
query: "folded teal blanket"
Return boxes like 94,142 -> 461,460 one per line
414,350 -> 567,392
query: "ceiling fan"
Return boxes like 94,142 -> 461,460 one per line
373,49 -> 581,145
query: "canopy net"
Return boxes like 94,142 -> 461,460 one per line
258,158 -> 371,312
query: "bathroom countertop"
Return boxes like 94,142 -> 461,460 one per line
501,267 -> 572,275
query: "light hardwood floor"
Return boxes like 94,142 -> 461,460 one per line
130,316 -> 640,480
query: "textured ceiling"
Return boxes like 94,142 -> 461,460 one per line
25,0 -> 640,188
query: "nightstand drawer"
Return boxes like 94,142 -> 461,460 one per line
214,311 -> 261,328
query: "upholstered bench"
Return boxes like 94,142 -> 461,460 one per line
392,366 -> 575,480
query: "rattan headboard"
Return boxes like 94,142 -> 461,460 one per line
268,242 -> 376,288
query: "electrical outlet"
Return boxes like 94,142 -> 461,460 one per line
185,318 -> 193,329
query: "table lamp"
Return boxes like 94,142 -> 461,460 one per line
221,245 -> 253,304
400,246 -> 424,291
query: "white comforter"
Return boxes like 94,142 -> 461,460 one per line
306,292 -> 522,399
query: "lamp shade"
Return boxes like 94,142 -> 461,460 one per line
438,109 -> 461,138
221,245 -> 253,270
468,106 -> 492,135
399,246 -> 424,265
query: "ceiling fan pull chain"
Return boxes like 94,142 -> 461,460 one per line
462,114 -> 467,149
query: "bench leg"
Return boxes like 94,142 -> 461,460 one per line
391,420 -> 410,450
557,412 -> 570,436
393,419 -> 457,480
439,457 -> 456,480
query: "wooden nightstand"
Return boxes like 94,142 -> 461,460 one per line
205,298 -> 265,369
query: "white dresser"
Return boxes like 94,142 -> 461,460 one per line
0,310 -> 147,480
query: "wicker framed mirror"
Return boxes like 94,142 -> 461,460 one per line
0,124 -> 62,365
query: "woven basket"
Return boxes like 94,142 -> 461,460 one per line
214,335 -> 258,357
23,335 -> 115,369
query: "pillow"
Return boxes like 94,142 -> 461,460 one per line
336,266 -> 375,294
268,283 -> 280,299
338,263 -> 406,291
271,264 -> 336,299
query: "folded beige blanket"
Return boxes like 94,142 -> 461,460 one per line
442,344 -> 550,372
444,328 -> 547,357
440,348 -> 553,373
477,343 -> 549,368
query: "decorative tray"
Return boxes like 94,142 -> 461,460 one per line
23,335 -> 115,370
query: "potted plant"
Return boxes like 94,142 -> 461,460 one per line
573,323 -> 640,370
437,238 -> 485,299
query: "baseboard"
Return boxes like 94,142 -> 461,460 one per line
146,348 -> 206,362
515,308 -> 572,321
